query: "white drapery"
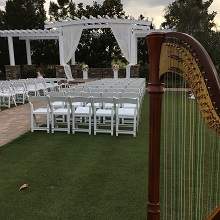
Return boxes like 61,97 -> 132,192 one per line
111,24 -> 131,63
64,64 -> 73,80
111,24 -> 134,78
62,26 -> 83,64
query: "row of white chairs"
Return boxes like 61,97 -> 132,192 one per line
29,95 -> 141,137
0,78 -> 63,108
62,78 -> 146,101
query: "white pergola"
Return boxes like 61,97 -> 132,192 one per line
0,29 -> 60,65
45,16 -> 153,67
0,16 -> 153,77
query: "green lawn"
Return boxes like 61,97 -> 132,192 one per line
0,98 -> 148,220
0,94 -> 220,220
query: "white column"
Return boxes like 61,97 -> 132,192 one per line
71,52 -> 76,65
130,33 -> 138,64
8,36 -> 15,66
25,39 -> 32,65
126,64 -> 131,78
59,34 -> 65,65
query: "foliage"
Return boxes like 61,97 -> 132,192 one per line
4,0 -> 46,29
161,0 -> 220,71
210,31 -> 220,73
111,59 -> 127,69
162,0 -> 216,34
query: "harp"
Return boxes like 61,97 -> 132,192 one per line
146,32 -> 220,220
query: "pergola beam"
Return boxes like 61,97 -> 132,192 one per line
19,36 -> 59,40
0,29 -> 60,38
45,18 -> 152,29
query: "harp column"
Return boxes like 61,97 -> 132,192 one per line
146,33 -> 165,220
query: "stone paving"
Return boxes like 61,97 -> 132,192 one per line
0,104 -> 31,147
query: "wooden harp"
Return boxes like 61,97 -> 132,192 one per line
146,32 -> 220,220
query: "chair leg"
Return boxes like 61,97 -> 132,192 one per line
51,114 -> 54,133
13,96 -> 17,106
67,114 -> 70,134
47,113 -> 50,133
94,115 -> 97,135
89,115 -> 91,135
8,96 -> 10,108
111,115 -> 114,136
116,116 -> 119,137
22,94 -> 25,104
72,115 -> 75,134
133,116 -> 137,137
31,113 -> 34,132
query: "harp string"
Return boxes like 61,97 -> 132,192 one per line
180,48 -> 186,220
160,39 -> 220,219
162,72 -> 169,220
196,101 -> 202,220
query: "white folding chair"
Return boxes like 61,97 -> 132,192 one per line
12,81 -> 27,104
25,79 -> 39,96
0,83 -> 17,108
115,98 -> 138,137
93,97 -> 115,136
49,91 -> 66,109
69,97 -> 92,135
29,96 -> 50,133
50,96 -> 70,134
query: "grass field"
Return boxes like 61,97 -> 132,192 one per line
0,94 -> 219,220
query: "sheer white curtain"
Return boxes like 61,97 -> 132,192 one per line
62,26 -> 83,64
111,24 -> 131,63
111,24 -> 133,78
64,64 -> 73,80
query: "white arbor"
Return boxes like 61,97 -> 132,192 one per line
0,29 -> 60,66
45,16 -> 152,77
0,16 -> 154,78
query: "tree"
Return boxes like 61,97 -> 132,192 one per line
162,0 -> 219,68
49,0 -> 76,21
4,0 -> 46,29
102,0 -> 124,18
210,31 -> 220,72
0,0 -> 47,69
162,0 -> 216,35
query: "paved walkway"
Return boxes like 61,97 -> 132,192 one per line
0,104 -> 31,146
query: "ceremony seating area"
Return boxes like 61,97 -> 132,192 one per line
0,78 -> 63,108
29,78 -> 145,137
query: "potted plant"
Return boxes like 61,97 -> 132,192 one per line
81,63 -> 89,80
112,63 -> 120,79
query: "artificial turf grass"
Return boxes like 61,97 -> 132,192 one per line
1,93 -> 219,220
0,97 -> 149,220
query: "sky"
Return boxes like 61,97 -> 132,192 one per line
0,0 -> 219,29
